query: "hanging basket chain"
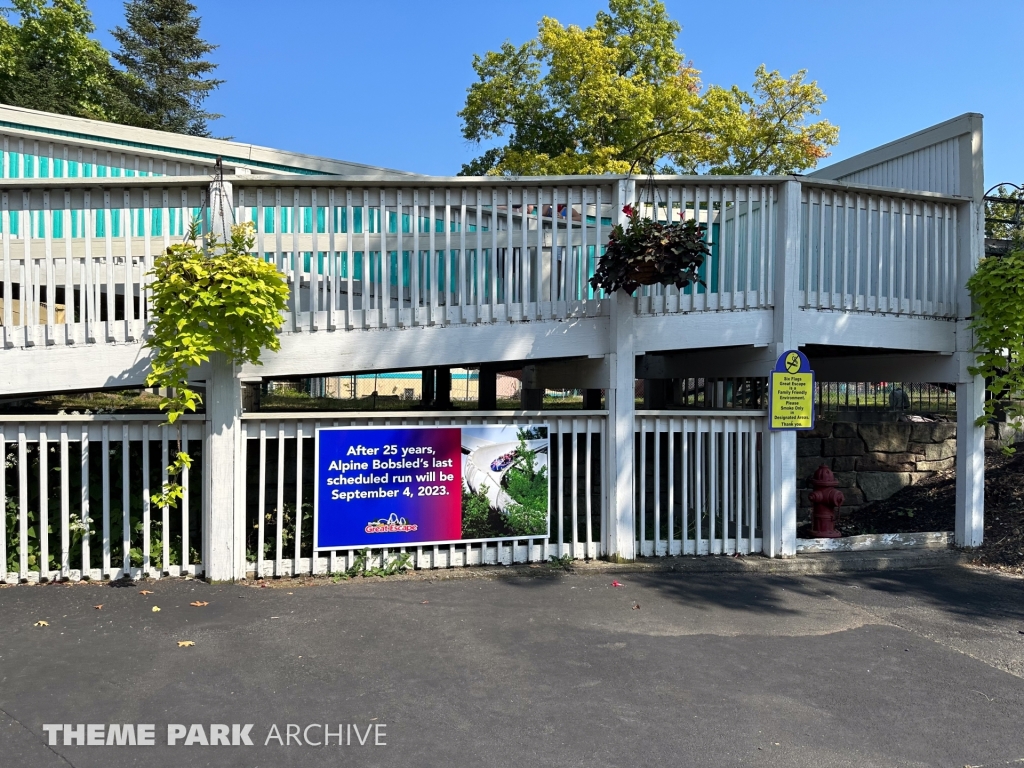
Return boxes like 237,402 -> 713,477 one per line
590,163 -> 710,296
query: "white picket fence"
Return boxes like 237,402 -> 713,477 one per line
0,415 -> 205,583
239,411 -> 606,576
2,409 -> 767,582
636,411 -> 764,556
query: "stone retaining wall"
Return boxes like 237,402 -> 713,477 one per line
797,419 -> 957,516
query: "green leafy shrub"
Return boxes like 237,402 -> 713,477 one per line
967,247 -> 1024,436
146,220 -> 288,506
461,484 -> 494,539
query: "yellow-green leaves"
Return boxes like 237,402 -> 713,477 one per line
968,249 -> 1024,434
458,0 -> 837,176
145,221 -> 288,507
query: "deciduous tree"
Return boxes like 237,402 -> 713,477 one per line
0,0 -> 139,123
458,0 -> 838,176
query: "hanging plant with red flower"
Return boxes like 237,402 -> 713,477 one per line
589,205 -> 710,296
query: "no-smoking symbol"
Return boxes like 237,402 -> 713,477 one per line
785,352 -> 801,373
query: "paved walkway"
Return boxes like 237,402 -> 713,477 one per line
1,563 -> 1022,767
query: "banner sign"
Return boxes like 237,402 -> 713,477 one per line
314,424 -> 550,550
769,349 -> 815,430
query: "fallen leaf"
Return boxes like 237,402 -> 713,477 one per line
189,601 -> 209,607
34,620 -> 49,627
177,641 -> 195,648
151,606 -> 161,612
139,590 -> 154,596
632,604 -> 641,610
611,580 -> 623,588
93,605 -> 103,610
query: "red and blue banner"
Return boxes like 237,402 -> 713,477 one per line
314,424 -> 551,550
315,427 -> 463,548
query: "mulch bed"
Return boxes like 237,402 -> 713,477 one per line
798,445 -> 1024,575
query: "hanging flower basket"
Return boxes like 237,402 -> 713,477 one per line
589,204 -> 710,296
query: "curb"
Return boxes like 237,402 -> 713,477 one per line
248,547 -> 972,587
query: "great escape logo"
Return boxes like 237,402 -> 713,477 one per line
364,512 -> 418,534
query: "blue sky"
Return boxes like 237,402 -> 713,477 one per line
87,0 -> 1022,187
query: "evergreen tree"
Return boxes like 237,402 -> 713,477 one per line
111,0 -> 223,137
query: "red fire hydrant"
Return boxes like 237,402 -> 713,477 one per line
809,465 -> 843,538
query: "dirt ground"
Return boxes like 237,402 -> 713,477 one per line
812,445 -> 1024,575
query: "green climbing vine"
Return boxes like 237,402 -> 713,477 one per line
146,220 -> 289,507
966,245 -> 1024,430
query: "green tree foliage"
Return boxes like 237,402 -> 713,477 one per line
458,0 -> 838,176
0,0 -> 141,122
967,247 -> 1024,437
985,184 -> 1024,242
111,0 -> 224,136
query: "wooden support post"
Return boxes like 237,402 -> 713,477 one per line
643,379 -> 668,409
435,366 -> 452,409
605,177 -> 636,562
955,188 -> 985,546
607,289 -> 636,561
203,353 -> 244,581
583,389 -> 602,409
955,370 -> 984,546
478,365 -> 497,410
521,387 -> 543,410
761,179 -> 801,558
421,367 -> 435,408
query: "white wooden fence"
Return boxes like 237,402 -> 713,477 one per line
0,415 -> 204,583
239,411 -> 606,576
1,408 -> 767,583
636,411 -> 763,556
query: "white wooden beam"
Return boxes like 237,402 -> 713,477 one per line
243,317 -> 610,379
794,310 -> 956,352
606,178 -> 636,562
955,192 -> 985,546
633,310 -> 773,354
523,357 -> 609,390
637,346 -> 778,379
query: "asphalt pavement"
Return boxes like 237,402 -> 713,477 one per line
1,563 -> 1023,768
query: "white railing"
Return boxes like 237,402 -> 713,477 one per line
634,180 -> 777,314
240,410 -> 607,576
799,182 -> 960,317
635,411 -> 763,556
235,180 -> 616,332
0,176 -> 964,353
0,186 -> 204,347
0,414 -> 205,583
